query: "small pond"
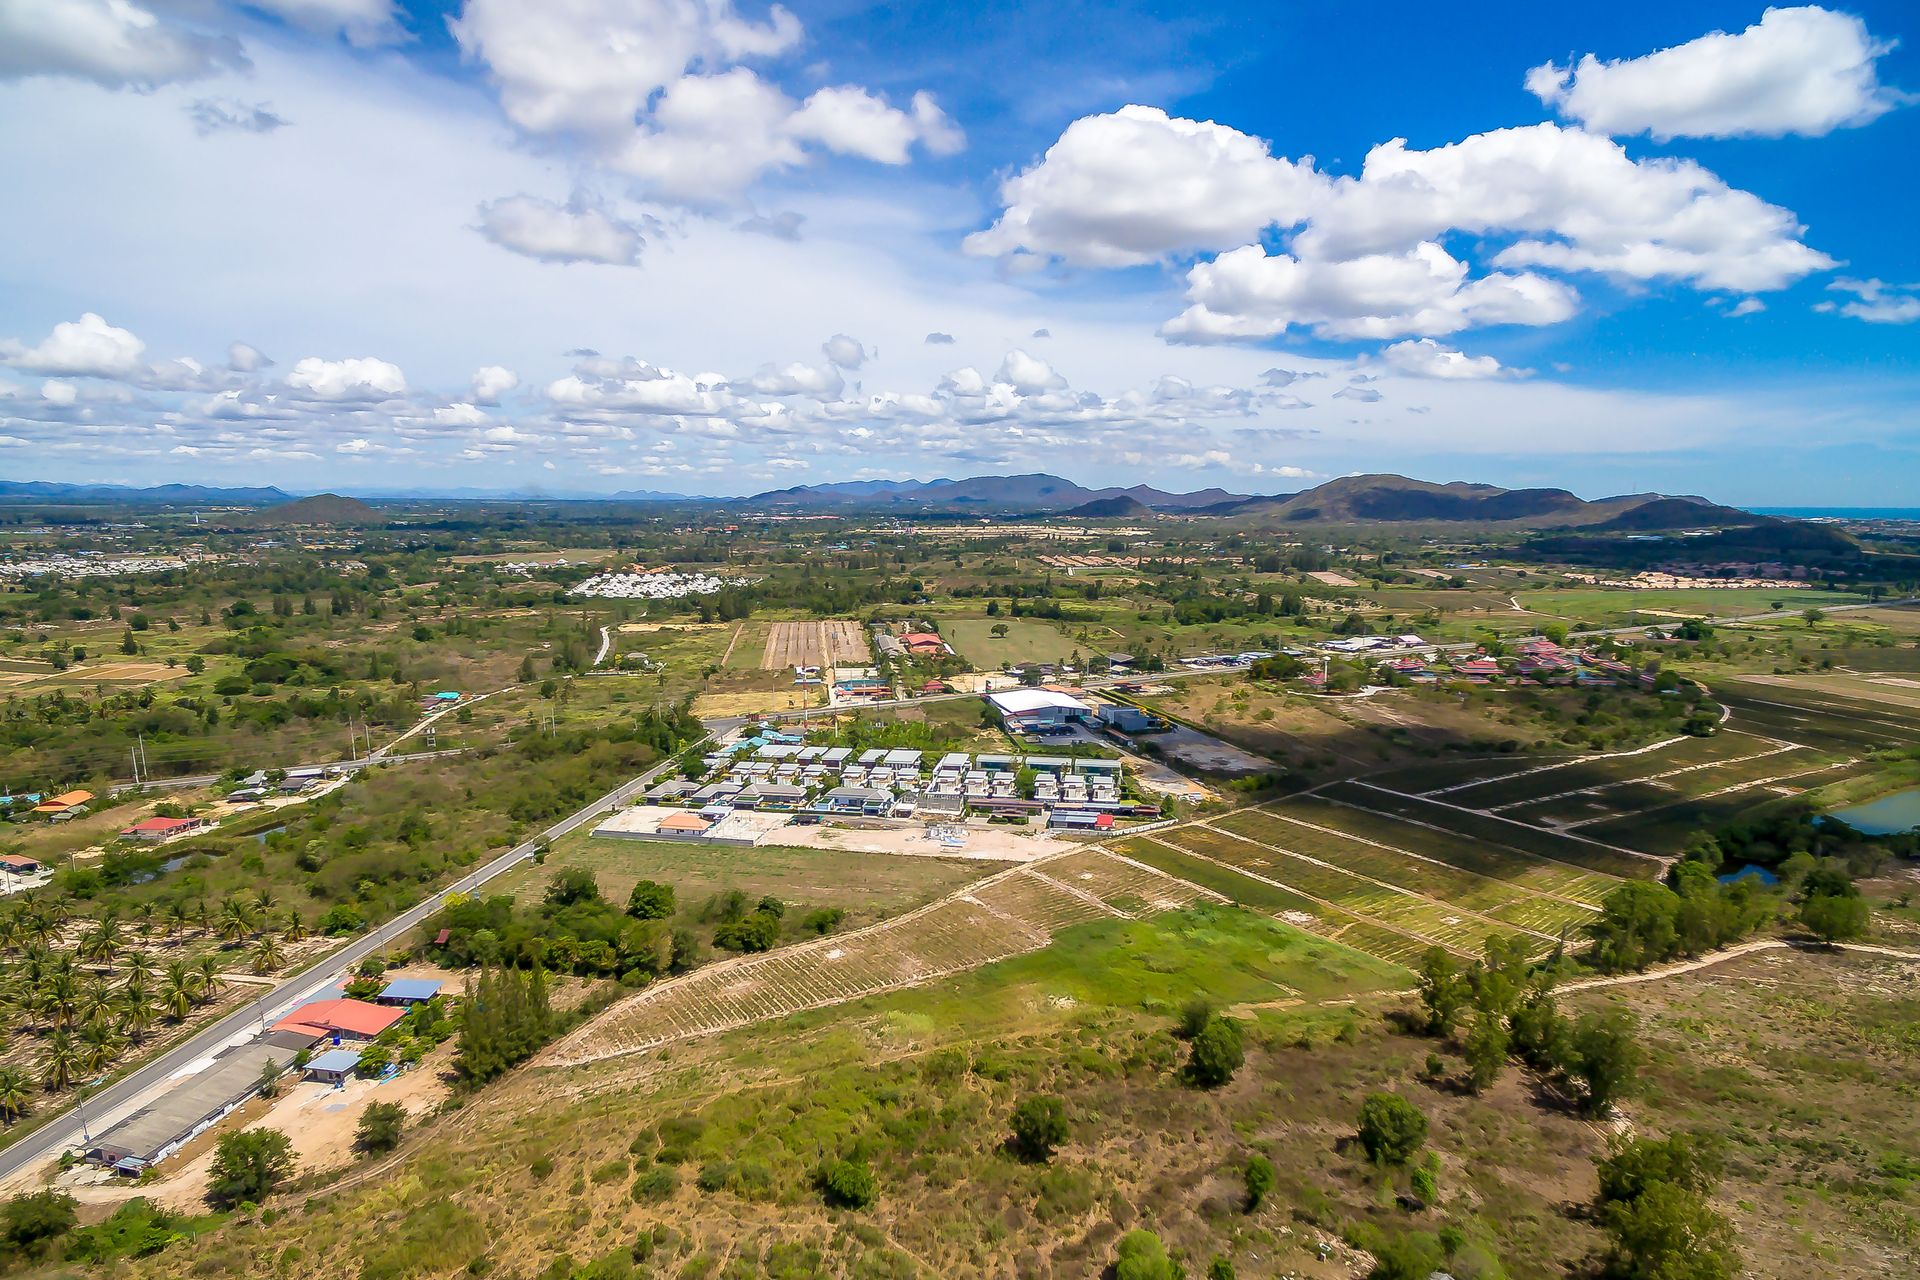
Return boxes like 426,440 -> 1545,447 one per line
1826,788 -> 1920,836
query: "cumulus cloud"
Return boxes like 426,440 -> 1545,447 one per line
227,341 -> 272,372
476,194 -> 643,265
452,0 -> 957,205
736,210 -> 804,240
187,98 -> 289,135
286,356 -> 406,400
1,312 -> 147,377
1380,338 -> 1505,379
40,379 -> 78,406
821,334 -> 866,369
1164,242 -> 1576,342
1726,297 -> 1767,317
245,0 -> 405,46
924,332 -> 955,345
0,0 -> 244,89
1819,277 -> 1920,325
964,104 -> 1325,267
1528,6 -> 1909,140
470,365 -> 519,403
742,361 -> 844,397
1300,124 -> 1833,293
994,349 -> 1067,394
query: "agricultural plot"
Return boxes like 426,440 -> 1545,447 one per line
545,849 -> 1221,1064
1317,780 -> 1659,878
1716,681 -> 1920,753
943,616 -> 1074,668
1437,731 -> 1772,811
760,620 -> 869,669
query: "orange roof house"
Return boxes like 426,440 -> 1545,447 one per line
657,811 -> 713,835
270,998 -> 405,1041
33,789 -> 94,815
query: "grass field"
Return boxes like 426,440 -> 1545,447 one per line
492,831 -> 985,935
1514,585 -> 1866,623
943,615 -> 1076,668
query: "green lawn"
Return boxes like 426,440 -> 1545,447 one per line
944,615 -> 1078,667
1516,585 -> 1866,624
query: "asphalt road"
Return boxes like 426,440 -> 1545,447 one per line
0,747 -> 692,1183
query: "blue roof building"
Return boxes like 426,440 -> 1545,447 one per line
304,1048 -> 362,1082
377,978 -> 444,1004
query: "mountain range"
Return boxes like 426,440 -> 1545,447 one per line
747,473 -> 1248,511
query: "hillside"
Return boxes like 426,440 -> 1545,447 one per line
1059,495 -> 1155,519
747,473 -> 1249,512
238,493 -> 382,527
1220,474 -> 1740,528
0,480 -> 291,505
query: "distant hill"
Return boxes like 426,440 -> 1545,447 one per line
238,493 -> 382,527
1216,474 -> 1742,529
747,473 -> 1249,512
0,480 -> 291,505
1060,495 -> 1155,519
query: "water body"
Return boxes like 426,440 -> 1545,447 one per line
1748,507 -> 1920,521
1827,788 -> 1920,836
249,825 -> 287,843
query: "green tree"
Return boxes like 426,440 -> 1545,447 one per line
1586,881 -> 1679,974
819,1158 -> 876,1209
1206,1257 -> 1236,1280
1601,1180 -> 1740,1280
1565,1009 -> 1643,1117
0,1068 -> 32,1126
1462,1009 -> 1509,1094
626,880 -> 675,920
355,1101 -> 407,1154
2,1190 -> 77,1257
1415,947 -> 1469,1036
1009,1095 -> 1069,1163
544,867 -> 601,908
1242,1154 -> 1274,1211
1114,1229 -> 1175,1280
1596,1133 -> 1722,1210
206,1128 -> 295,1208
1356,1092 -> 1428,1167
1185,1015 -> 1244,1088
1800,891 -> 1869,945
1366,1229 -> 1446,1280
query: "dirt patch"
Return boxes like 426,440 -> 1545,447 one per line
761,620 -> 869,669
691,688 -> 823,718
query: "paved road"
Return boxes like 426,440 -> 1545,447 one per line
0,745 -> 694,1183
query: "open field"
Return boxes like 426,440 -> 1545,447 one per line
1514,585 -> 1867,623
0,659 -> 184,691
943,615 -> 1076,668
448,548 -> 618,565
545,846 -> 1224,1063
1741,670 -> 1920,711
760,619 -> 869,669
490,831 -> 986,934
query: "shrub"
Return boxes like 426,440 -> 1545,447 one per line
1243,1154 -> 1274,1210
1009,1095 -> 1069,1163
206,1128 -> 295,1208
818,1158 -> 876,1210
1176,996 -> 1215,1039
1114,1229 -> 1174,1280
695,1161 -> 733,1193
631,1167 -> 677,1202
355,1101 -> 407,1154
1185,1015 -> 1244,1088
1356,1093 -> 1428,1167
2,1190 -> 78,1257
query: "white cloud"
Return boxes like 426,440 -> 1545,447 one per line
286,355 -> 406,400
1163,243 -> 1576,342
40,379 -> 78,406
995,349 -> 1067,393
0,0 -> 243,89
1380,338 -> 1505,380
1820,277 -> 1920,325
1726,297 -> 1767,317
1303,124 -> 1833,293
431,402 -> 489,425
227,341 -> 272,372
822,334 -> 866,369
187,98 -> 288,135
1331,385 -> 1381,403
337,437 -> 371,453
1,312 -> 147,376
1528,6 -> 1908,140
476,194 -> 643,265
245,0 -> 405,47
742,361 -> 843,397
964,104 -> 1325,267
786,86 -> 963,164
470,365 -> 518,403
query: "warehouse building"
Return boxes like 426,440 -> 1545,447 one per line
986,689 -> 1092,732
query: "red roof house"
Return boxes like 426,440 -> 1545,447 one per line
271,997 -> 405,1042
120,816 -> 209,840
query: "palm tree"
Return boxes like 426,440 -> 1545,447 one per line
280,911 -> 307,944
119,989 -> 157,1043
193,954 -> 223,999
40,967 -> 79,1029
217,897 -> 257,943
254,888 -> 278,916
193,899 -> 213,938
121,949 -> 156,992
40,1028 -> 80,1091
0,909 -> 22,954
250,935 -> 285,975
78,917 -> 122,966
160,961 -> 196,1021
0,1066 -> 30,1125
77,979 -> 117,1032
163,900 -> 190,941
78,1020 -> 122,1074
132,900 -> 157,939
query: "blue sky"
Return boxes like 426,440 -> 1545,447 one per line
0,1 -> 1915,502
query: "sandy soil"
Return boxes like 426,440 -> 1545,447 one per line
778,819 -> 1059,863
691,688 -> 823,717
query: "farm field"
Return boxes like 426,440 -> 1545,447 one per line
1317,780 -> 1660,877
1513,585 -> 1866,623
760,619 -> 869,669
488,831 -> 985,934
545,847 -> 1223,1063
942,615 -> 1077,668
1739,670 -> 1920,711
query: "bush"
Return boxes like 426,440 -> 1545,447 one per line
1185,1015 -> 1244,1088
818,1158 -> 876,1210
207,1128 -> 295,1208
1009,1095 -> 1070,1163
630,1167 -> 677,1202
1114,1229 -> 1174,1280
355,1101 -> 407,1154
2,1190 -> 77,1257
626,880 -> 674,920
1243,1155 -> 1274,1210
1356,1093 -> 1428,1167
1176,996 -> 1215,1039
